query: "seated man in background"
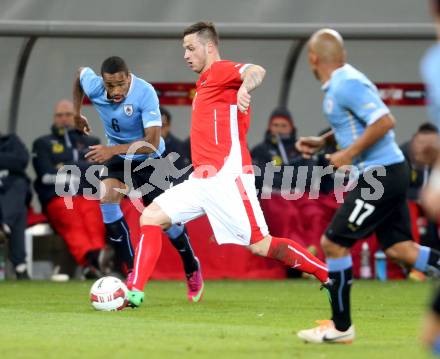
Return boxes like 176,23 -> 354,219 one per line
400,123 -> 440,251
251,108 -> 334,196
0,131 -> 30,279
401,122 -> 439,200
32,99 -> 105,278
251,107 -> 301,194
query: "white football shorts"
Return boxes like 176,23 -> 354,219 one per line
154,173 -> 269,245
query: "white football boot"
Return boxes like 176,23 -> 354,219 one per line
297,320 -> 355,344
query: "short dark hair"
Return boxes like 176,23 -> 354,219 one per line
101,56 -> 129,75
270,107 -> 293,123
183,21 -> 219,45
418,122 -> 439,133
160,106 -> 172,123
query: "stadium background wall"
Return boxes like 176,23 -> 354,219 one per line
0,0 -> 433,159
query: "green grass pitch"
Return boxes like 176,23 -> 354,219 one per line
0,280 -> 434,359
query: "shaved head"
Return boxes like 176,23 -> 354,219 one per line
53,99 -> 74,128
308,28 -> 346,64
54,99 -> 73,113
307,28 -> 346,82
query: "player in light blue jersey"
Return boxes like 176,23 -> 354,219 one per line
296,29 -> 440,344
420,0 -> 440,353
73,56 -> 204,302
422,37 -> 440,130
421,5 -> 440,220
320,64 -> 404,171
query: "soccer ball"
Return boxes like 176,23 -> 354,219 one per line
90,276 -> 128,311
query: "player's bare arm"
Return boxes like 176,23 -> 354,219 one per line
85,126 -> 161,164
73,67 -> 91,135
237,65 -> 266,113
326,114 -> 395,168
296,130 -> 335,159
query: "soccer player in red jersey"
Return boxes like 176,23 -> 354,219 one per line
127,21 -> 330,306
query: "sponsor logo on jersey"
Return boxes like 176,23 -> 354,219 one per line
52,142 -> 64,154
124,104 -> 134,116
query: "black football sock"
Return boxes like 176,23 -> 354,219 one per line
415,246 -> 440,276
100,203 -> 134,272
327,256 -> 353,332
427,248 -> 440,276
105,217 -> 134,271
166,224 -> 198,275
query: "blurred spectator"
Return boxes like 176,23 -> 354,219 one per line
401,123 -> 439,200
251,107 -> 302,193
160,106 -> 191,182
316,127 -> 338,157
0,131 -> 30,279
400,122 -> 440,251
32,99 -> 105,278
181,137 -> 192,167
309,127 -> 338,194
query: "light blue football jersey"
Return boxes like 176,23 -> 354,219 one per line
80,67 -> 165,160
421,43 -> 440,127
322,64 -> 404,171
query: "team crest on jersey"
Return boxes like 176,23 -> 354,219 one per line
325,97 -> 334,114
124,104 -> 133,116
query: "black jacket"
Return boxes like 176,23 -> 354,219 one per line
251,131 -> 335,194
400,140 -> 428,201
163,133 -> 191,184
32,126 -> 100,208
0,133 -> 29,192
251,131 -> 302,192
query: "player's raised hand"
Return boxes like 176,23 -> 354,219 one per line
85,145 -> 115,164
295,136 -> 325,158
74,114 -> 92,135
237,86 -> 251,113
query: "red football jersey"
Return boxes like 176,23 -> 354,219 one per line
190,60 -> 254,178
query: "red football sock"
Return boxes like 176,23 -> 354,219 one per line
130,225 -> 163,291
267,236 -> 328,282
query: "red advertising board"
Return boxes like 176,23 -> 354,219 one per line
152,83 -> 196,105
82,82 -> 196,106
376,83 -> 426,106
82,82 -> 426,107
